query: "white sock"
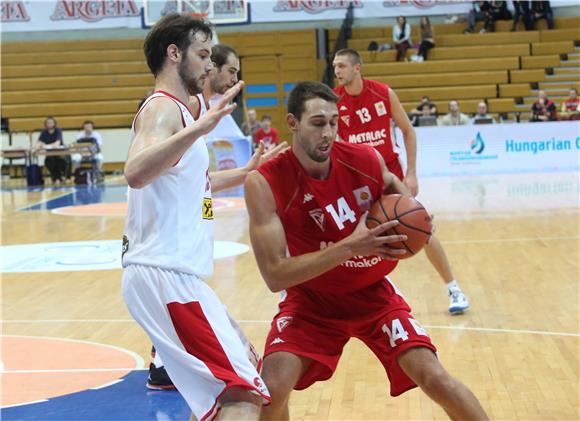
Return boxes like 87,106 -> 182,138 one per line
446,280 -> 461,293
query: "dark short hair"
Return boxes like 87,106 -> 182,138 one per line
261,114 -> 272,121
334,48 -> 362,65
288,81 -> 339,121
212,44 -> 238,69
571,88 -> 578,94
45,116 -> 57,126
82,120 -> 94,128
143,13 -> 213,76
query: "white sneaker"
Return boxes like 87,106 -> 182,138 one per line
411,54 -> 419,62
417,56 -> 424,62
448,289 -> 469,314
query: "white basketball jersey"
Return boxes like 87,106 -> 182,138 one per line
122,91 -> 214,279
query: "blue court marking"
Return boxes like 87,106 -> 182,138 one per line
2,371 -> 191,421
17,184 -> 242,212
19,185 -> 128,211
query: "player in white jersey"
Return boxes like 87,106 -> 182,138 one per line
121,14 -> 271,421
146,44 -> 288,393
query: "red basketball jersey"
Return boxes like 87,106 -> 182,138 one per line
257,141 -> 398,294
334,78 -> 399,164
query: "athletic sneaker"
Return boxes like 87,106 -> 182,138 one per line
146,363 -> 176,390
448,289 -> 470,315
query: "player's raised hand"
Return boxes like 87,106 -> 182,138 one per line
245,141 -> 290,172
196,81 -> 245,135
344,212 -> 407,260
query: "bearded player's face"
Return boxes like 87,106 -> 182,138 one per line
294,98 -> 339,163
178,32 -> 213,95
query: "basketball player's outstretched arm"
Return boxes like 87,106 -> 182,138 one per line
124,82 -> 243,189
389,88 -> 418,197
245,171 -> 407,292
210,141 -> 289,193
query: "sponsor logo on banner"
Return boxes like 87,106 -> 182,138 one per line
382,0 -> 447,8
51,0 -> 140,22
449,131 -> 498,165
308,208 -> 326,231
471,132 -> 485,154
505,137 -> 578,154
273,0 -> 362,13
1,1 -> 30,21
374,101 -> 387,117
352,185 -> 373,211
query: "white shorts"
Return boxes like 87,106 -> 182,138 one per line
122,264 -> 270,420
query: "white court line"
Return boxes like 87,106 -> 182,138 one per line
91,379 -> 124,390
2,319 -> 578,337
443,235 -> 580,244
1,399 -> 48,409
2,368 -> 137,374
15,190 -> 75,212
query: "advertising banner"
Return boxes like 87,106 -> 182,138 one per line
398,121 -> 580,177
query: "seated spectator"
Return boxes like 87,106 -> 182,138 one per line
413,104 -> 437,127
530,90 -> 557,122
412,96 -> 437,117
393,16 -> 412,62
254,115 -> 281,150
511,0 -> 532,31
412,16 -> 435,62
35,116 -> 67,185
471,101 -> 496,124
560,88 -> 580,120
487,1 -> 512,32
532,1 -> 554,29
464,1 -> 491,33
71,120 -> 104,173
439,100 -> 470,126
241,108 -> 261,144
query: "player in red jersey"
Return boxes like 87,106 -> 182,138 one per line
333,48 -> 470,315
245,81 -> 489,421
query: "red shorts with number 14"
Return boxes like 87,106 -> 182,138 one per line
264,277 -> 437,397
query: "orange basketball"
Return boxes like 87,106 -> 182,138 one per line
366,194 -> 432,259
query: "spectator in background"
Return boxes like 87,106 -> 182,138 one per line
439,100 -> 470,126
412,16 -> 435,62
71,120 -> 104,174
560,88 -> 580,120
393,16 -> 412,62
241,108 -> 261,144
35,116 -> 67,185
254,115 -> 281,150
530,90 -> 557,122
511,1 -> 532,31
411,96 -> 437,119
412,103 -> 436,127
532,1 -> 554,29
490,1 -> 511,19
471,101 -> 496,124
464,1 -> 491,33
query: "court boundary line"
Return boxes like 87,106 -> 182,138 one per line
2,320 -> 578,337
15,191 -> 75,212
2,334 -> 145,369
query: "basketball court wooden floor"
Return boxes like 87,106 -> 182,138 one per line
1,171 -> 578,420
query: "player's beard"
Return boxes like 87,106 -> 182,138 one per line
299,135 -> 331,163
178,58 -> 204,95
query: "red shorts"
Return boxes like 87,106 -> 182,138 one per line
264,277 -> 436,397
386,158 -> 404,181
